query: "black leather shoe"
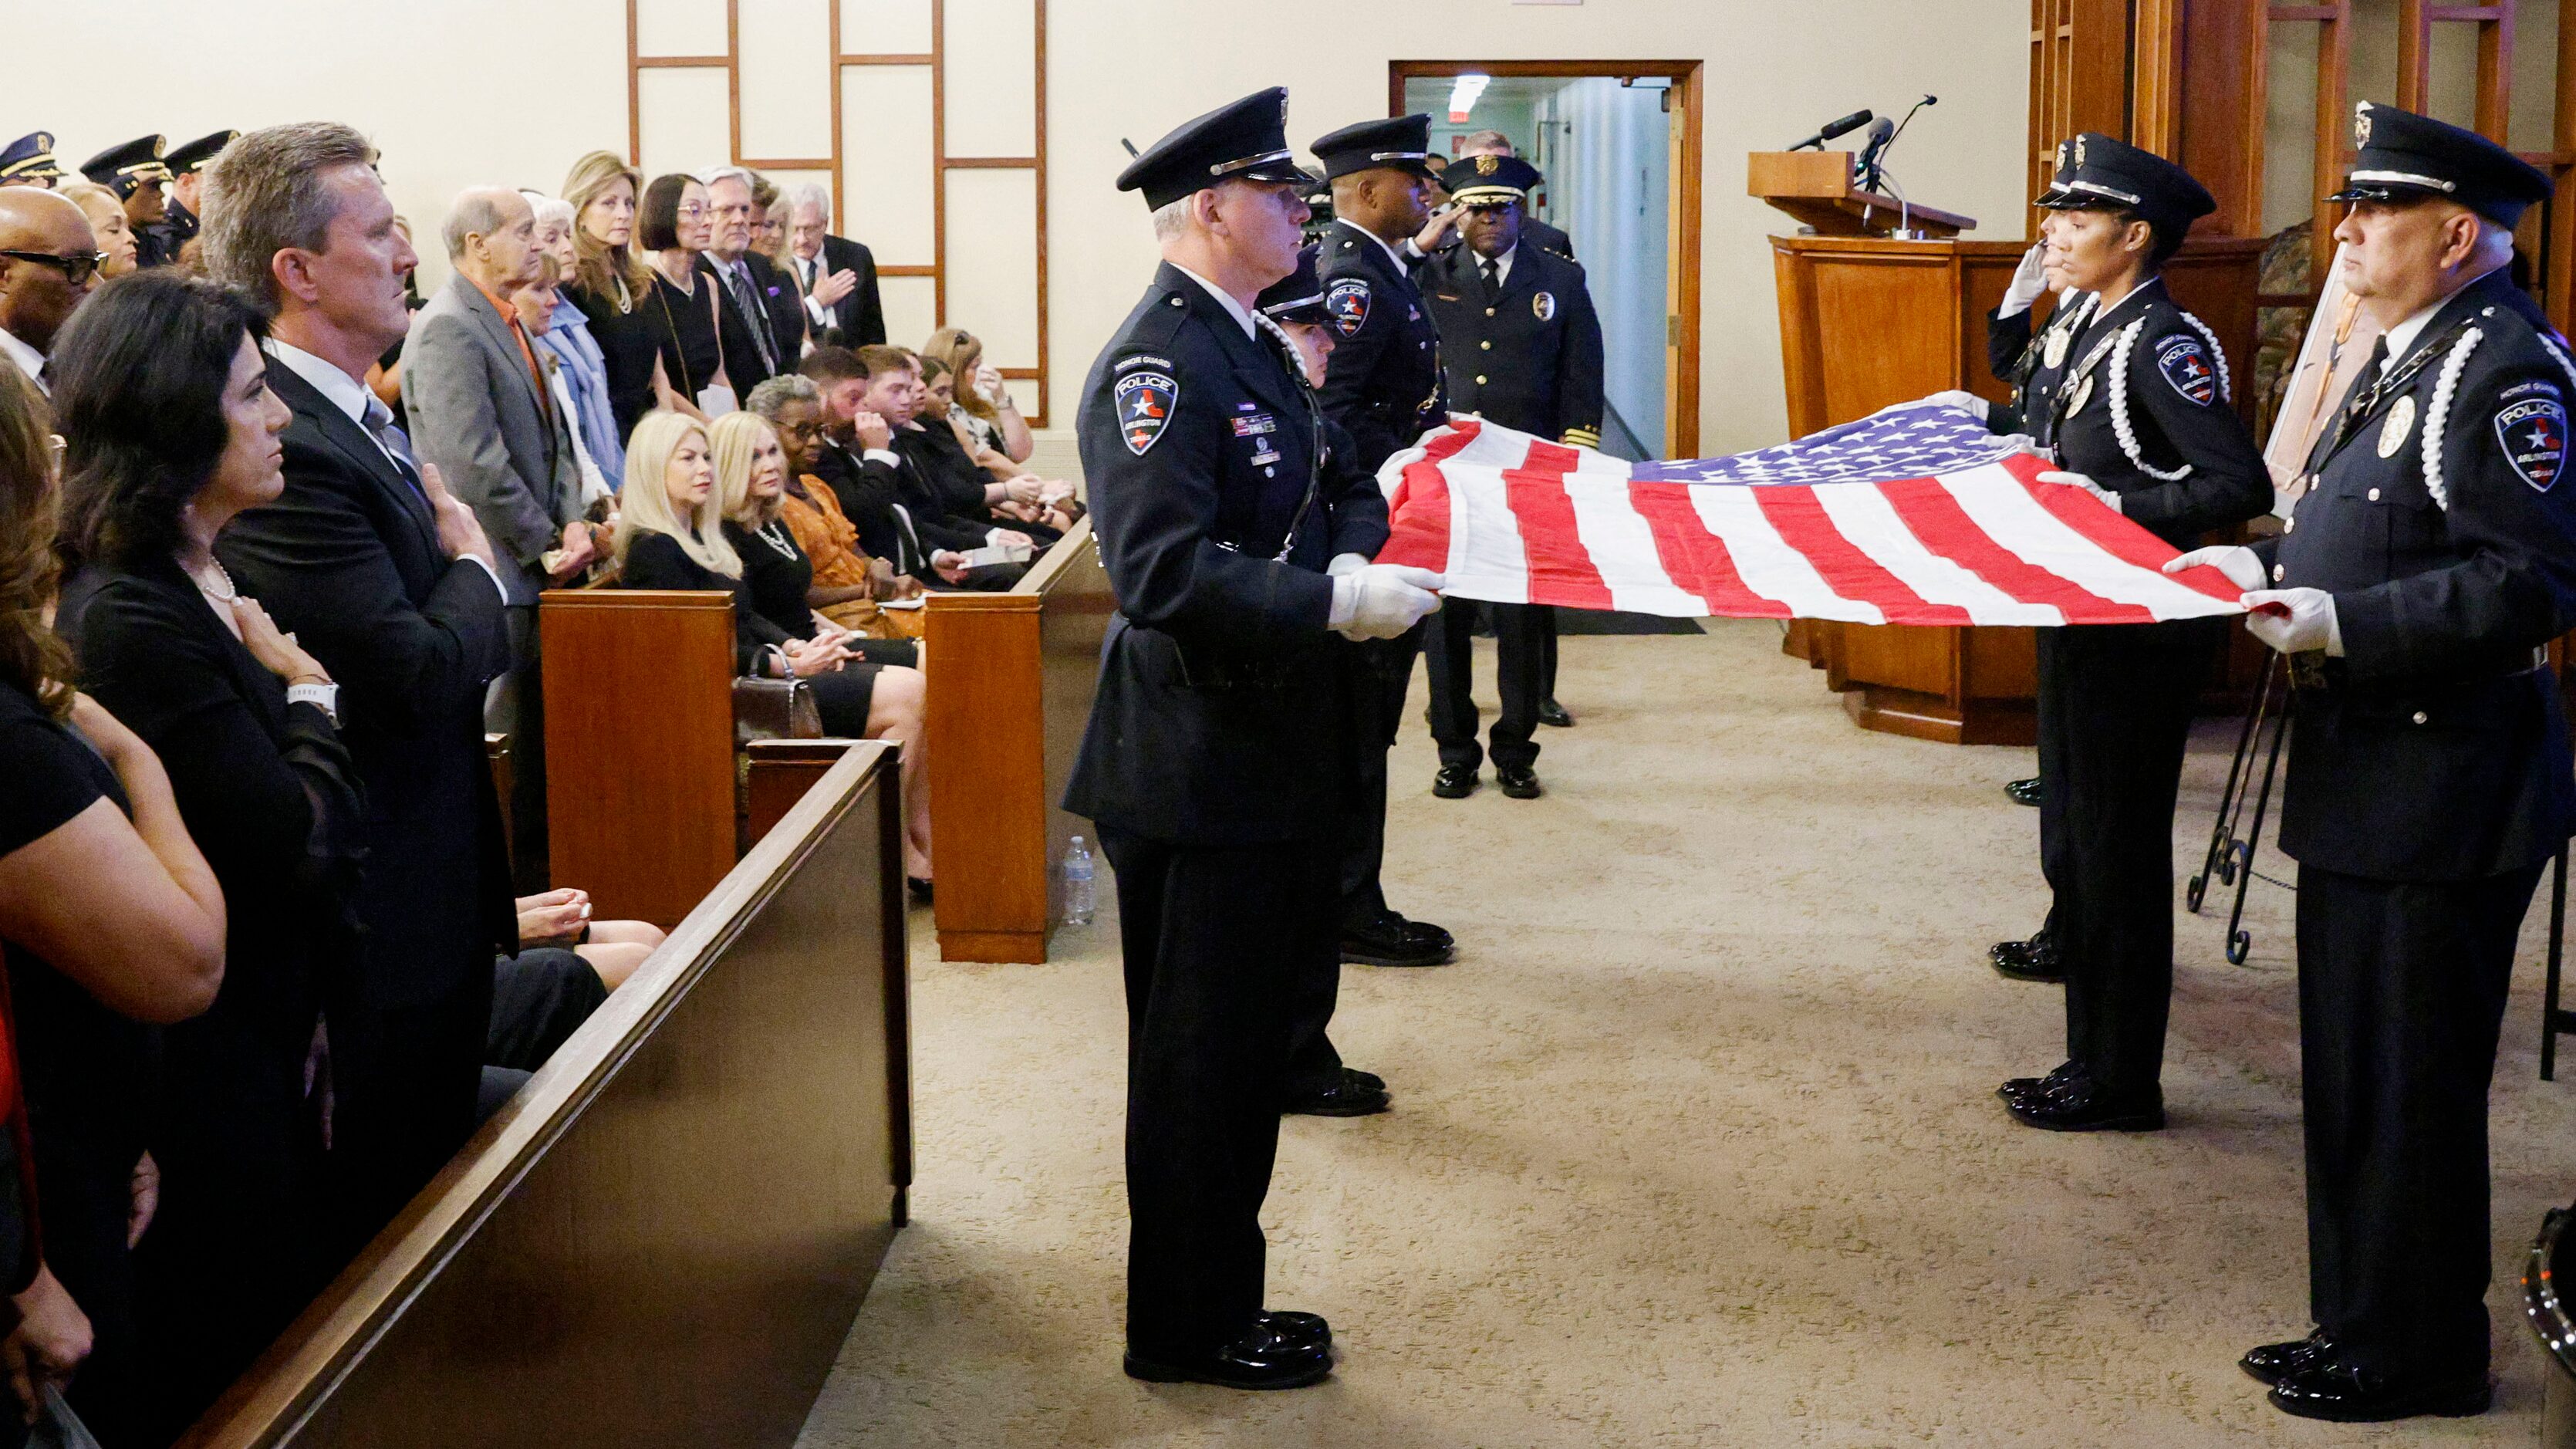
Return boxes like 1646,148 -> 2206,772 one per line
1342,915 -> 1453,968
1124,1323 -> 1332,1390
1496,765 -> 1542,799
1342,1066 -> 1386,1093
2267,1359 -> 2492,1423
1285,1077 -> 1390,1116
2005,776 -> 2042,807
2240,1329 -> 2335,1387
1432,763 -> 1479,799
1989,931 -> 2063,982
1996,1060 -> 2085,1110
1396,916 -> 1454,955
2005,1076 -> 2162,1132
1538,697 -> 1574,728
1257,1309 -> 1331,1353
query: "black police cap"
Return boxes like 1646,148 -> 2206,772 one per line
164,130 -> 239,176
1311,114 -> 1438,184
81,135 -> 171,194
1116,87 -> 1308,211
2328,101 -> 2551,227
0,133 -> 62,184
2035,132 -> 2214,235
1446,153 -> 1541,206
1257,244 -> 1329,324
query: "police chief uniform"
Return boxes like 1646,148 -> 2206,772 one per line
1065,87 -> 1413,1391
148,130 -> 236,262
1310,113 -> 1459,973
79,135 -> 174,269
2219,104 -> 2576,1424
1418,154 -> 1602,799
0,133 -> 63,188
1989,135 -> 2272,1132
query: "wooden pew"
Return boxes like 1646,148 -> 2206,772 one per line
181,742 -> 912,1448
922,515 -> 1113,963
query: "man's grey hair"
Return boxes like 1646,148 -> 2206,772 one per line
441,186 -> 519,262
701,166 -> 756,194
200,122 -> 380,309
747,372 -> 822,419
785,183 -> 831,219
1458,129 -> 1516,158
1150,194 -> 1193,242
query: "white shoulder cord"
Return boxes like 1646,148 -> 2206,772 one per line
2535,328 -> 2576,398
2176,309 -> 2232,404
2108,319 -> 2193,481
2419,326 -> 2483,512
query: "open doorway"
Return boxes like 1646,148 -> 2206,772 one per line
1392,60 -> 1703,458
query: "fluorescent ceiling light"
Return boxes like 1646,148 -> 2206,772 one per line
1448,74 -> 1490,123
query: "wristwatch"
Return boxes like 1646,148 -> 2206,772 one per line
285,680 -> 340,725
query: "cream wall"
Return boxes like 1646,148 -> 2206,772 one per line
10,0 -> 2031,456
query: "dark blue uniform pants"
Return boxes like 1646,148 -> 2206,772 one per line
1423,600 -> 1545,772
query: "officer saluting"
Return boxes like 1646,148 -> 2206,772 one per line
1418,153 -> 1602,801
150,130 -> 237,262
0,133 -> 63,190
1064,87 -> 1443,1390
79,136 -> 174,269
2169,103 -> 2576,1424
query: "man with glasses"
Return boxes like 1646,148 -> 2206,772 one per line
700,167 -> 800,393
0,187 -> 104,394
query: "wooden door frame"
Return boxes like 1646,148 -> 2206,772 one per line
1389,59 -> 1704,458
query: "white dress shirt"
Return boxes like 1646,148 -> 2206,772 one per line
0,326 -> 46,394
1470,243 -> 1518,288
1337,217 -> 1415,275
1170,262 -> 1258,339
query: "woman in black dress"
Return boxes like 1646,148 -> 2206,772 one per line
636,174 -> 728,422
563,150 -> 680,445
49,272 -> 366,1443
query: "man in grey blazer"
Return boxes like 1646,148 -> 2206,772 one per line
403,185 -> 593,891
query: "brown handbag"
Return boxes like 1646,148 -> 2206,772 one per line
731,674 -> 822,749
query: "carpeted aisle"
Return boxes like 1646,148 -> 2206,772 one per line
795,618 -> 2576,1447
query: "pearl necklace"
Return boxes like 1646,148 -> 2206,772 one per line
752,520 -> 799,560
191,557 -> 240,603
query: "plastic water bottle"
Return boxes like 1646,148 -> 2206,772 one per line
1062,836 -> 1096,927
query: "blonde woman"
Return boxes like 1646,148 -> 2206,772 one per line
922,326 -> 1031,463
562,150 -> 683,439
56,182 -> 138,279
711,410 -> 932,883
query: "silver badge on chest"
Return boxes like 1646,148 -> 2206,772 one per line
2378,394 -> 2416,458
2043,326 -> 2069,370
2065,372 -> 2094,417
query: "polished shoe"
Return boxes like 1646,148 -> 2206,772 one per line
1256,1309 -> 1332,1354
1995,1060 -> 2085,1110
1538,697 -> 1575,728
1988,931 -> 2064,983
1124,1322 -> 1332,1390
1343,1066 -> 1386,1093
2267,1359 -> 2492,1423
2240,1328 -> 2335,1387
2004,1075 -> 2162,1132
1432,763 -> 1479,799
1496,765 -> 1543,799
2005,775 -> 2042,807
1342,914 -> 1454,968
1396,915 -> 1455,955
1285,1076 -> 1390,1117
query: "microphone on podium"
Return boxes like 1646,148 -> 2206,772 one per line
1852,117 -> 1896,189
1785,109 -> 1872,153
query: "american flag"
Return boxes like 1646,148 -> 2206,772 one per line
1376,406 -> 2249,626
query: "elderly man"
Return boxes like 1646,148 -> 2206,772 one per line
202,124 -> 514,1259
0,187 -> 103,392
701,167 -> 800,391
784,184 -> 884,347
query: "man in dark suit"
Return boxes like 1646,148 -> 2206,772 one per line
201,123 -> 516,1251
702,167 -> 802,393
785,184 -> 886,347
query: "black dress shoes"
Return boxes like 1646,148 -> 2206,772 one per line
1988,930 -> 2064,982
1432,763 -> 1479,799
1341,914 -> 1455,968
1124,1321 -> 1332,1390
1285,1074 -> 1390,1117
1258,1309 -> 1331,1353
2004,1072 -> 2162,1132
1537,697 -> 1574,728
2266,1358 -> 2492,1422
1343,1066 -> 1386,1093
2239,1328 -> 2335,1387
1496,765 -> 1542,799
1995,1060 -> 2085,1111
2005,776 -> 2042,806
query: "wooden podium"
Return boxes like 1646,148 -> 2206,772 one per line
1748,152 -> 2263,745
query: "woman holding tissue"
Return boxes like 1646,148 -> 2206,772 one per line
1935,134 -> 2271,1133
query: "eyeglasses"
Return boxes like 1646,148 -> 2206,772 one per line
0,249 -> 107,285
775,418 -> 826,441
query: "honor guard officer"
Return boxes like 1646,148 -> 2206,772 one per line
0,133 -> 63,190
1309,111 -> 1458,974
79,136 -> 174,269
1963,134 -> 2270,1133
150,130 -> 236,262
2169,103 -> 2576,1424
1418,154 -> 1602,801
1064,86 -> 1443,1390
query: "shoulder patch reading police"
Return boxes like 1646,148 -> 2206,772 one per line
1533,291 -> 1556,322
2155,334 -> 2219,406
2497,394 -> 2568,491
1114,370 -> 1178,456
1327,277 -> 1372,339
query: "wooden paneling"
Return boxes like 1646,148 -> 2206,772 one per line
746,738 -> 859,846
541,590 -> 739,928
182,745 -> 912,1449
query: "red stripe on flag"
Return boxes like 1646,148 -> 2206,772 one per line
1504,441 -> 1615,610
2002,454 -> 2243,605
1376,424 -> 1479,572
1627,481 -> 1789,617
1878,475 -> 2152,624
1754,485 -> 1973,625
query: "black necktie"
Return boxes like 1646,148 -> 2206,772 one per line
1480,258 -> 1500,296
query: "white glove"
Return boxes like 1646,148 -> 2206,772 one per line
2241,587 -> 2343,656
2000,242 -> 2048,319
1329,563 -> 1444,640
2162,545 -> 2265,591
1924,390 -> 1990,424
2038,469 -> 2120,514
1325,552 -> 1369,578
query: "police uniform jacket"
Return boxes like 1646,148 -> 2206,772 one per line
1984,292 -> 2095,436
2023,276 -> 2270,550
142,201 -> 198,266
1421,241 -> 1602,441
1316,220 -> 1446,471
2260,266 -> 2576,881
1064,263 -> 1391,846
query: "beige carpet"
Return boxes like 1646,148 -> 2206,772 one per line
795,620 -> 2576,1447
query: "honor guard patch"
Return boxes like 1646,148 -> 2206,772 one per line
2155,335 -> 2219,405
2497,395 -> 2568,491
1533,291 -> 1556,321
1113,370 -> 1178,456
1327,278 -> 1372,338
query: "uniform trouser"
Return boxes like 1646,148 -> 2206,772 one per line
1538,605 -> 1560,701
1338,621 -> 1426,931
1101,830 -> 1339,1356
1423,600 -> 1546,772
2035,618 -> 2218,1096
2297,860 -> 2542,1380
